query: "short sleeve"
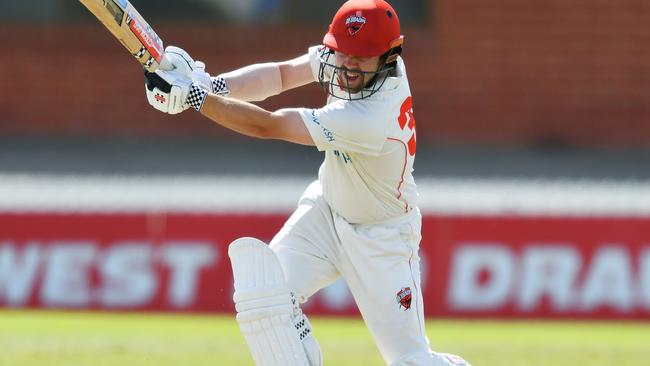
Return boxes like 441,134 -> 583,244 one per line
297,100 -> 388,155
306,45 -> 329,83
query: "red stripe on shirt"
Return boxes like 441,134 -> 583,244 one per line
387,137 -> 409,212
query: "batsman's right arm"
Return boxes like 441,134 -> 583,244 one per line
197,94 -> 314,146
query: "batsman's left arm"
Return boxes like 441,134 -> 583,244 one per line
207,53 -> 313,102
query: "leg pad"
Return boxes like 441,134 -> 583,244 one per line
229,237 -> 311,366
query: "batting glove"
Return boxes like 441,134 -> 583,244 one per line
186,83 -> 209,112
144,69 -> 193,115
159,45 -> 225,96
159,46 -> 199,76
191,66 -> 230,96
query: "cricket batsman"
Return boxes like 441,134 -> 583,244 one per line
144,0 -> 472,365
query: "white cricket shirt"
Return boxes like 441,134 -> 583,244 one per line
297,46 -> 418,224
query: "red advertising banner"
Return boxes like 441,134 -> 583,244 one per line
423,216 -> 650,319
1,213 -> 649,319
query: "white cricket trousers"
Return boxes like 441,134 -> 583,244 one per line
269,182 -> 430,365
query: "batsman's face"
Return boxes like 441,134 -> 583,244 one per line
334,52 -> 381,93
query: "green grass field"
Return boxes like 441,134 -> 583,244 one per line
0,310 -> 648,366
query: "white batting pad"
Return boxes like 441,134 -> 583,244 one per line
294,312 -> 322,366
228,237 -> 311,366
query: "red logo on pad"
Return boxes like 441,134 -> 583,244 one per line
396,287 -> 412,310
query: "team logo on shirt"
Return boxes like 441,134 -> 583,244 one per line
346,11 -> 366,36
396,287 -> 412,310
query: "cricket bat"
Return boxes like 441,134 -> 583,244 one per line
78,0 -> 164,72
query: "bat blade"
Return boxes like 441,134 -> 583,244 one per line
79,0 -> 164,72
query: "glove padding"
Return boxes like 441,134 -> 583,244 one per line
145,45 -> 207,114
190,64 -> 212,91
191,67 -> 230,96
159,45 -> 197,75
145,69 -> 192,115
159,45 -> 214,89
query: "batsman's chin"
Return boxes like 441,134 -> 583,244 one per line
340,85 -> 363,94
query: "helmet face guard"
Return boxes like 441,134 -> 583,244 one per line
317,48 -> 397,101
319,0 -> 404,101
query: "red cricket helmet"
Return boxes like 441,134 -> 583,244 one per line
323,0 -> 404,57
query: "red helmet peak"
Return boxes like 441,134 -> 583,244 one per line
323,0 -> 403,57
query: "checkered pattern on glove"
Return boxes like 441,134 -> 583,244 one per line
187,84 -> 208,112
211,76 -> 230,96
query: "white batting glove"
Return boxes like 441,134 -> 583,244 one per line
191,67 -> 230,96
146,45 -> 227,114
190,62 -> 212,90
161,44 -> 230,98
144,69 -> 192,115
158,46 -> 199,76
144,45 -> 204,114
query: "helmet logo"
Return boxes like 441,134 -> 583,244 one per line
345,11 -> 366,36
